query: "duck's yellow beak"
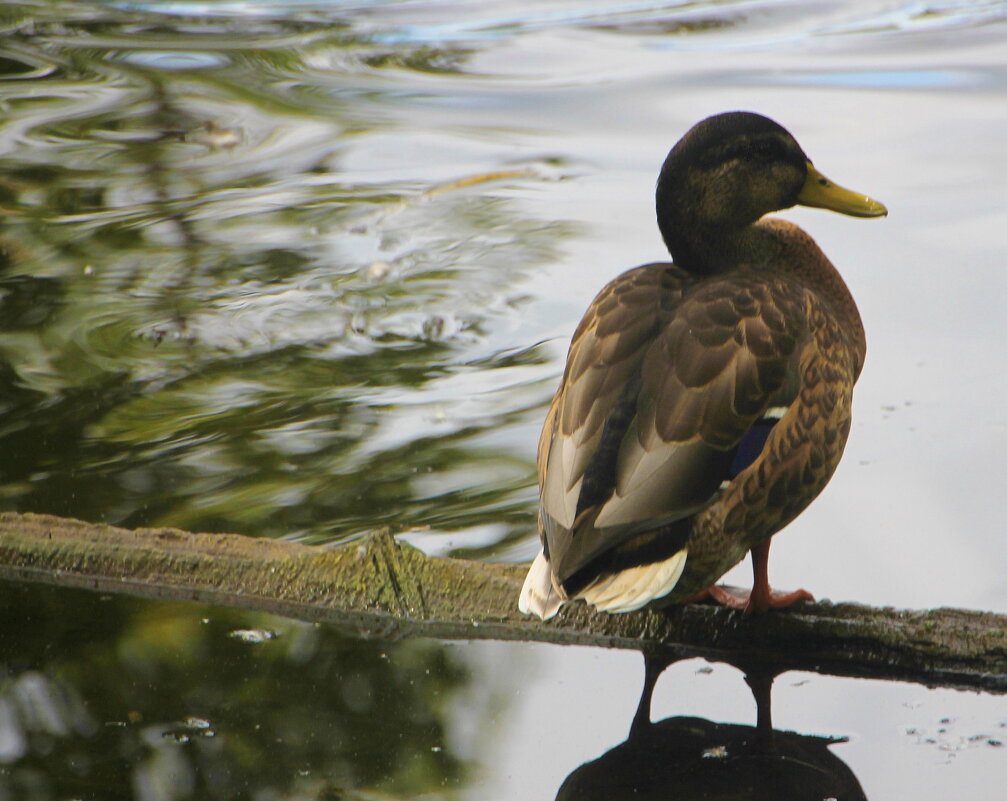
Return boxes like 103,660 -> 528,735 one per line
797,161 -> 887,218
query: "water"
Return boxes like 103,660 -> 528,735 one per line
0,0 -> 1005,797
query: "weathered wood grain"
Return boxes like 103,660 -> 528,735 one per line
1,512 -> 1003,692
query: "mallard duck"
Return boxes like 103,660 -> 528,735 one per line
520,111 -> 886,618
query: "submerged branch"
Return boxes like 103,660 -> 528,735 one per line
0,512 -> 1004,692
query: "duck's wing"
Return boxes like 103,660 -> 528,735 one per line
539,265 -> 808,596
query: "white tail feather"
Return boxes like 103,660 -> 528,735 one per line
519,549 -> 564,620
579,548 -> 688,613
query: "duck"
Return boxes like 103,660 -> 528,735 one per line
519,111 -> 886,619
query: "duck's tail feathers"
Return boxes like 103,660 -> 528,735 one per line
519,549 -> 564,620
579,548 -> 688,614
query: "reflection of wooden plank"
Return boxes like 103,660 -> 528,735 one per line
1,511 -> 1004,693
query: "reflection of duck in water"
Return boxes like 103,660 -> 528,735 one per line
521,112 -> 886,618
556,658 -> 867,801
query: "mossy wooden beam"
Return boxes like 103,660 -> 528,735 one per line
1,511 -> 1004,693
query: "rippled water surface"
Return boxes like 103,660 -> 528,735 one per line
1,0 -> 1006,798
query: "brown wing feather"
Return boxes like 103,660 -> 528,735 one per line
539,265 -> 808,587
539,264 -> 682,529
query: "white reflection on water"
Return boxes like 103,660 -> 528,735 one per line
755,68 -> 988,89
118,51 -> 231,69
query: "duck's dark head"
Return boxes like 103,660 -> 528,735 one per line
656,111 -> 886,272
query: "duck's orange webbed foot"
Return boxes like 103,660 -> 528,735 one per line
744,584 -> 814,614
684,585 -> 747,608
685,584 -> 814,614
683,538 -> 814,614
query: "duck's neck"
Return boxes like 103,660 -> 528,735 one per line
656,165 -> 780,276
663,221 -> 784,276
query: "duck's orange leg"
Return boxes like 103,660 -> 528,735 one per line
746,538 -> 814,613
685,539 -> 814,614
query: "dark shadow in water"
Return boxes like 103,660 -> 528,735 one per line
0,580 -> 471,800
557,655 -> 867,801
